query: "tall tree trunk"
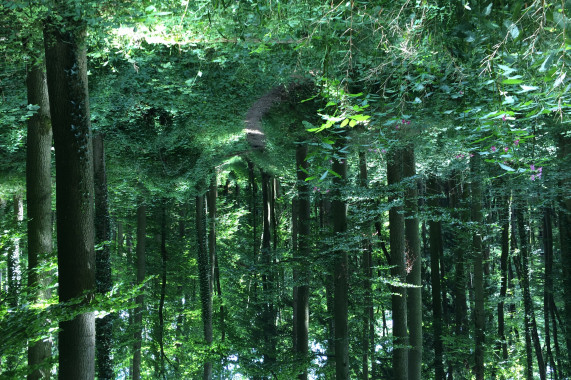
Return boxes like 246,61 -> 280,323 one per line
44,13 -> 96,379
403,146 -> 421,380
515,204 -> 546,380
132,204 -> 146,380
25,48 -> 53,380
260,170 -> 277,370
498,193 -> 510,362
557,130 -> 571,372
196,194 -> 213,380
208,175 -> 224,342
295,144 -> 310,380
93,134 -> 113,379
332,138 -> 349,380
158,203 -> 169,377
388,147 -> 408,380
428,176 -> 444,380
543,207 -> 557,378
470,153 -> 485,380
358,150 -> 373,380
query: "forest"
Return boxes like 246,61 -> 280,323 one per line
0,0 -> 570,379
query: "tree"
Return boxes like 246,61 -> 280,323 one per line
44,7 -> 96,379
25,45 -> 52,380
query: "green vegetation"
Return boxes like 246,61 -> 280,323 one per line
1,0 -> 570,379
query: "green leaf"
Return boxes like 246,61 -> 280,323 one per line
499,163 -> 515,171
502,78 -> 523,84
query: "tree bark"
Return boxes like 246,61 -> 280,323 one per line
332,139 -> 349,380
158,203 -> 169,377
26,47 -> 53,380
388,147 -> 408,380
515,204 -> 546,380
44,13 -> 96,379
557,130 -> 571,371
196,194 -> 213,380
543,207 -> 558,378
498,193 -> 510,362
470,153 -> 485,380
93,133 -> 113,379
403,145 -> 421,380
260,170 -> 277,370
428,176 -> 444,380
132,204 -> 146,380
295,144 -> 310,380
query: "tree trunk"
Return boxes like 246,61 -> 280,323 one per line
428,176 -> 444,380
403,145 -> 421,380
470,153 -> 485,380
208,175 -> 224,342
332,139 -> 349,380
557,130 -> 571,372
543,207 -> 558,378
158,203 -> 169,377
132,204 -> 146,380
515,204 -> 546,380
295,144 -> 310,380
196,194 -> 213,380
388,147 -> 408,380
260,170 -> 277,370
44,14 -> 96,379
93,133 -> 113,379
498,193 -> 510,362
25,48 -> 53,380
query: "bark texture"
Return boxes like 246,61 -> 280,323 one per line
387,147 -> 408,380
132,204 -> 146,380
44,15 -> 96,380
25,54 -> 53,380
295,144 -> 310,380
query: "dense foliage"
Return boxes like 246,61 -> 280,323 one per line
1,0 -> 570,379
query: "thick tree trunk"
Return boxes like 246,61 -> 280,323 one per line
132,204 -> 146,380
26,50 -> 53,380
295,144 -> 310,380
388,147 -> 408,380
332,140 -> 349,380
44,15 -> 96,380
196,194 -> 213,380
428,176 -> 444,380
470,153 -> 485,380
403,146 -> 421,380
93,134 -> 113,379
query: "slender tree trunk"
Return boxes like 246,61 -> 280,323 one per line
498,193 -> 510,362
403,146 -> 421,380
428,176 -> 444,380
557,131 -> 571,373
388,147 -> 408,380
44,13 -> 96,379
26,49 -> 53,380
196,194 -> 213,380
515,205 -> 546,380
295,144 -> 310,380
470,153 -> 485,380
93,134 -> 113,379
158,204 -> 169,377
543,207 -> 558,378
292,197 -> 299,353
260,170 -> 277,370
208,175 -> 224,342
132,204 -> 146,380
332,138 -> 349,380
